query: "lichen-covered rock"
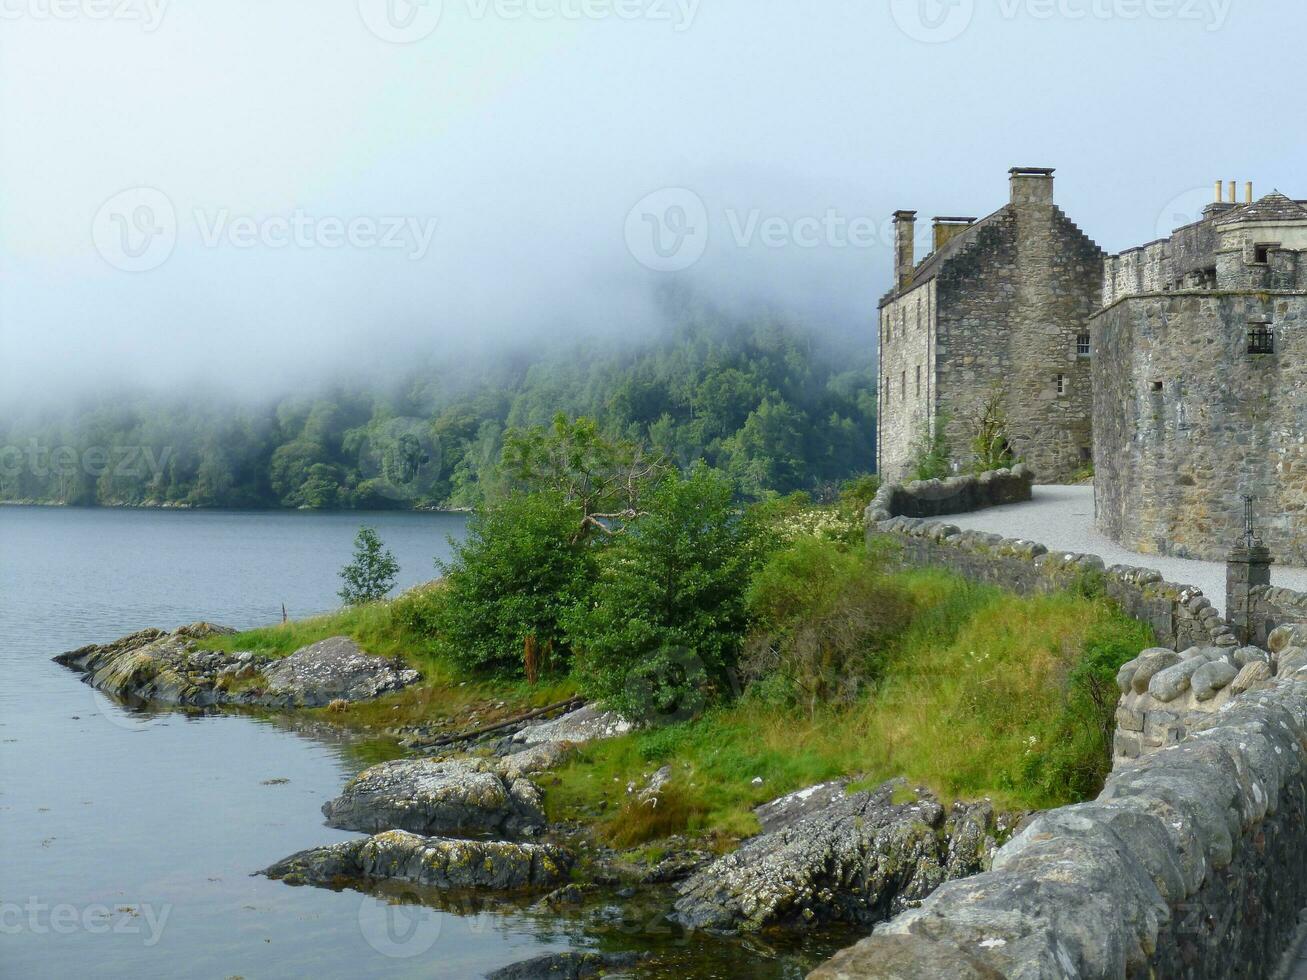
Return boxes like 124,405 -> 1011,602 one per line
261,830 -> 571,891
322,758 -> 545,837
54,627 -> 419,710
671,779 -> 1002,933
1230,660 -> 1273,694
260,636 -> 419,708
512,704 -> 631,746
498,739 -> 578,781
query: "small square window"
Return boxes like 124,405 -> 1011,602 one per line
1255,244 -> 1273,265
1249,322 -> 1275,354
1076,333 -> 1091,357
1150,380 -> 1164,393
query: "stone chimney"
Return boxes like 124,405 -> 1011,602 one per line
932,216 -> 977,252
1009,167 -> 1055,206
893,210 -> 917,290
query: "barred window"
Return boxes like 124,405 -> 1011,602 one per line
1248,322 -> 1275,355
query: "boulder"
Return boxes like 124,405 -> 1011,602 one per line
262,830 -> 571,891
261,636 -> 419,708
512,704 -> 631,746
322,758 -> 545,837
671,779 -> 1000,933
498,740 -> 578,781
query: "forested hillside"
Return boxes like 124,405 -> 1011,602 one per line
1,306 -> 875,510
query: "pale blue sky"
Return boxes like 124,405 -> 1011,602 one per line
1,0 -> 1302,400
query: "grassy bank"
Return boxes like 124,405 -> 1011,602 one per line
542,568 -> 1151,843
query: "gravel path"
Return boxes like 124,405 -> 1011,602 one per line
943,484 -> 1307,618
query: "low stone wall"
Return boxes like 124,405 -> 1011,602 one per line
810,626 -> 1307,980
866,515 -> 1236,651
866,465 -> 1034,522
1251,585 -> 1307,649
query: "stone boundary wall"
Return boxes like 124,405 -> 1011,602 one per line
866,515 -> 1235,651
1251,586 -> 1307,649
866,465 -> 1034,522
810,631 -> 1307,979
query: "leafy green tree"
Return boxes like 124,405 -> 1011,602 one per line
338,526 -> 400,605
565,466 -> 763,722
436,491 -> 595,675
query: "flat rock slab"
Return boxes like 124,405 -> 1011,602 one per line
262,830 -> 571,891
261,636 -> 419,708
673,779 -> 999,933
53,627 -> 420,710
485,951 -> 647,980
512,704 -> 631,746
323,758 -> 546,837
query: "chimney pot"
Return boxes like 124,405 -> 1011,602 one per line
1246,181 -> 1254,204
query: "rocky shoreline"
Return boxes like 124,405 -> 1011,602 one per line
56,623 -> 1020,977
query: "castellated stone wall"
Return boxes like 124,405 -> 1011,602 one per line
810,625 -> 1307,980
1093,291 -> 1307,564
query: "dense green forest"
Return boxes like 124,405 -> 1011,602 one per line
0,304 -> 876,510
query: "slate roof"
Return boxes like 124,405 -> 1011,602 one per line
1215,192 -> 1307,226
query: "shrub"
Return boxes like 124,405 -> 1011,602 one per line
338,526 -> 400,605
436,491 -> 595,676
565,466 -> 763,723
599,783 -> 708,847
742,537 -> 916,712
837,473 -> 881,516
909,413 -> 953,481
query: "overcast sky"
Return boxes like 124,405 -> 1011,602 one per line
1,0 -> 1303,404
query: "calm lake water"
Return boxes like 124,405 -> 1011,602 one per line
0,506 -> 844,979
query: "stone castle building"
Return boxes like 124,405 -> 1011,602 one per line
875,171 -> 1307,566
1093,185 -> 1307,564
876,168 -> 1105,484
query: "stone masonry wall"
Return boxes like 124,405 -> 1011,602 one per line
1093,291 -> 1307,564
866,515 -> 1235,652
877,279 -> 936,483
810,625 -> 1307,980
866,465 -> 1033,521
934,205 -> 1103,483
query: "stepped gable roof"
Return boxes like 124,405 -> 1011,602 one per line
1215,191 -> 1307,226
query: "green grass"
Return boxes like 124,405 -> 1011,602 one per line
196,582 -> 578,732
541,569 -> 1152,842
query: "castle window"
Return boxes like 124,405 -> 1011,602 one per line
1056,374 -> 1066,395
915,365 -> 921,396
1150,380 -> 1164,393
1248,322 -> 1275,355
1254,244 -> 1273,265
901,371 -> 906,398
1076,333 -> 1091,357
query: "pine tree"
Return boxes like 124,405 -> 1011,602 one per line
338,526 -> 399,605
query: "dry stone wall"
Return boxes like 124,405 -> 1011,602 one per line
865,465 -> 1033,521
865,515 -> 1236,652
810,625 -> 1307,980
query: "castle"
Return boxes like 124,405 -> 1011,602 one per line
877,168 -> 1307,564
